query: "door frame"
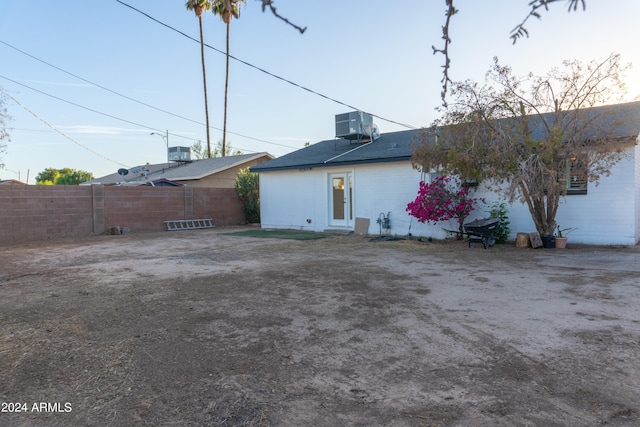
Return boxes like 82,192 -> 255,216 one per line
328,172 -> 354,228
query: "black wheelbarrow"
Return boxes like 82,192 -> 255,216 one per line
463,217 -> 499,249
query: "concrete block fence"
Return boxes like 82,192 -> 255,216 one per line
0,184 -> 244,245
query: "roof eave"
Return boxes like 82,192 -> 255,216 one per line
157,153 -> 275,181
252,155 -> 412,173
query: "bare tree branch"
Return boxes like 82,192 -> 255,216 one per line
260,0 -> 306,34
432,0 -> 458,107
510,0 -> 586,44
436,1 -> 587,106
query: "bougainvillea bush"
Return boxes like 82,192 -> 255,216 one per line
406,175 -> 481,238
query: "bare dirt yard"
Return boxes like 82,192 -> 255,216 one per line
1,228 -> 639,426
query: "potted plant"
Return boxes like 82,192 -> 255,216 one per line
555,225 -> 575,248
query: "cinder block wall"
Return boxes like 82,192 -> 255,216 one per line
0,185 -> 94,244
103,186 -> 187,233
0,184 -> 244,245
192,187 -> 244,226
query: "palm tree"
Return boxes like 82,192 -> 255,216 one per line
212,0 -> 244,157
185,0 -> 213,158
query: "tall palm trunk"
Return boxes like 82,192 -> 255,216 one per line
222,20 -> 230,157
197,13 -> 212,158
213,0 -> 243,156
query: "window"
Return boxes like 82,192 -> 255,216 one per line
461,177 -> 479,188
428,172 -> 478,188
561,156 -> 588,194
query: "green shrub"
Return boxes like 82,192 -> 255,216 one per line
234,168 -> 260,224
489,200 -> 511,243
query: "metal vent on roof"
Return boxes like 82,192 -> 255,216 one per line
168,146 -> 192,162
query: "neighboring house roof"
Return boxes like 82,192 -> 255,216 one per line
0,179 -> 27,185
85,152 -> 273,185
252,101 -> 640,173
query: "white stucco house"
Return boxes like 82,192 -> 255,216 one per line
252,102 -> 640,245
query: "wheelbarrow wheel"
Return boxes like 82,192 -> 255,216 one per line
481,235 -> 496,249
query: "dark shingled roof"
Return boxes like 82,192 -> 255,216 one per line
526,100 -> 640,141
252,101 -> 640,173
251,129 -> 424,172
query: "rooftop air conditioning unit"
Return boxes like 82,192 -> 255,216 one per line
168,146 -> 192,162
335,111 -> 375,140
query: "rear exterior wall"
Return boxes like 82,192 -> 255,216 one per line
258,150 -> 639,245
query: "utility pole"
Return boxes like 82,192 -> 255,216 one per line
165,129 -> 169,165
150,130 -> 170,169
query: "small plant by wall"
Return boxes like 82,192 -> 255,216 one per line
488,200 -> 511,243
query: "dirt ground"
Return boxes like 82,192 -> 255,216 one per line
0,228 -> 639,427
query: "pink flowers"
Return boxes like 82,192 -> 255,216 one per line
406,176 -> 479,236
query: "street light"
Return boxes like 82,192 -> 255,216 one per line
150,130 -> 169,167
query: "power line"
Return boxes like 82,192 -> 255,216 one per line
114,0 -> 419,130
0,86 -> 129,168
0,40 -> 300,151
3,0 -> 419,167
0,74 -> 186,141
0,40 -> 203,127
1,75 -> 302,157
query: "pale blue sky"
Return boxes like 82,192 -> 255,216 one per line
1,1 -> 639,182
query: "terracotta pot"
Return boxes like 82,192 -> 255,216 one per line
555,237 -> 568,248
